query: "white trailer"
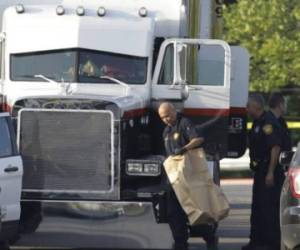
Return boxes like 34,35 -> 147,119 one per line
0,0 -> 249,249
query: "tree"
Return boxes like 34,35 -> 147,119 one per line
224,0 -> 300,91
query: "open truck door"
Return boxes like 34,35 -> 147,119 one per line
0,113 -> 23,242
151,38 -> 232,159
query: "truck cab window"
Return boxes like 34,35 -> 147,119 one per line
196,45 -> 225,86
10,49 -> 148,85
158,44 -> 225,86
11,51 -> 76,83
158,45 -> 174,85
0,118 -> 12,158
78,50 -> 147,84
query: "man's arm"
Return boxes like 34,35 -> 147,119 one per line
174,137 -> 204,155
266,145 -> 281,187
183,137 -> 204,151
173,117 -> 204,155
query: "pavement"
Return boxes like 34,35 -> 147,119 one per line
189,178 -> 253,250
11,178 -> 253,250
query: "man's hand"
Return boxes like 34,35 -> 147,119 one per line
173,147 -> 188,156
265,171 -> 275,187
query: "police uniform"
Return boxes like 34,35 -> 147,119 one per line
248,111 -> 285,250
163,114 -> 199,250
278,116 -> 292,152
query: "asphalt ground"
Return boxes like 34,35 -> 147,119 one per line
11,178 -> 253,250
188,179 -> 252,250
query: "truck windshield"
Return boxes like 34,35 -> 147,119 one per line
10,49 -> 148,84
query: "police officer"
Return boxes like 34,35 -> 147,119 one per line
158,102 -> 217,250
268,92 -> 292,152
267,92 -> 292,246
242,94 -> 285,250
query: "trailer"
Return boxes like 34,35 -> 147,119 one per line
0,0 -> 249,248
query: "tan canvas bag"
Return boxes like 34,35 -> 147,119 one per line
164,148 -> 230,225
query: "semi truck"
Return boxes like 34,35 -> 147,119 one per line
0,0 -> 249,249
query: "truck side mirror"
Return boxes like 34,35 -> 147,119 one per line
180,84 -> 189,100
279,151 -> 294,167
170,43 -> 190,100
175,43 -> 187,85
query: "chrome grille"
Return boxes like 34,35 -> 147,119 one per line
18,109 -> 117,200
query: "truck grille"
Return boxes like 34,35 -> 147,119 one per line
18,109 -> 118,200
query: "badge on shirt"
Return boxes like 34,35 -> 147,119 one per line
263,124 -> 273,135
173,132 -> 180,140
254,126 -> 260,133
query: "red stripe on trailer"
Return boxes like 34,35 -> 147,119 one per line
184,108 -> 230,117
123,108 -> 147,119
184,107 -> 246,117
229,107 -> 247,115
122,107 -> 246,119
0,103 -> 12,113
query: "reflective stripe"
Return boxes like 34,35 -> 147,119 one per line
247,121 -> 300,130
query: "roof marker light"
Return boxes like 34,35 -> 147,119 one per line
76,6 -> 85,16
15,4 -> 25,14
97,7 -> 106,17
139,7 -> 148,17
56,5 -> 65,15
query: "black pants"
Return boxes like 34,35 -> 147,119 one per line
167,188 -> 189,248
250,166 -> 285,250
167,185 -> 218,248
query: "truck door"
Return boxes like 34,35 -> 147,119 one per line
152,39 -> 232,158
227,46 -> 250,158
0,113 -> 23,235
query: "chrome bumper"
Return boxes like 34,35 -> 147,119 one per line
14,201 -> 173,249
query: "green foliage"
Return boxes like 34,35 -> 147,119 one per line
224,0 -> 300,91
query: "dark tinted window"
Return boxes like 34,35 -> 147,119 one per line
11,49 -> 148,84
11,51 -> 76,83
158,45 -> 174,84
78,50 -> 147,84
0,118 -> 12,157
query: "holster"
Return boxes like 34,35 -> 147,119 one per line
250,159 -> 269,172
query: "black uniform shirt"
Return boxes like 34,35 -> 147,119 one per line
249,111 -> 282,164
278,116 -> 292,151
163,115 -> 199,157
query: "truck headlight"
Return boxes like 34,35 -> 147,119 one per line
144,163 -> 160,175
126,160 -> 161,176
127,162 -> 143,175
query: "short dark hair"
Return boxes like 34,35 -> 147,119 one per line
248,93 -> 265,109
268,92 -> 285,109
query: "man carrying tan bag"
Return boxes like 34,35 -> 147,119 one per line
158,102 -> 229,250
164,147 -> 230,225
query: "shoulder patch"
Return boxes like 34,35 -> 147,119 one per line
263,124 -> 273,135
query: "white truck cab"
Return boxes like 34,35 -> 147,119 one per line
0,0 -> 249,249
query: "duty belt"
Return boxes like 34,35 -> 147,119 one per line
250,159 -> 269,171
